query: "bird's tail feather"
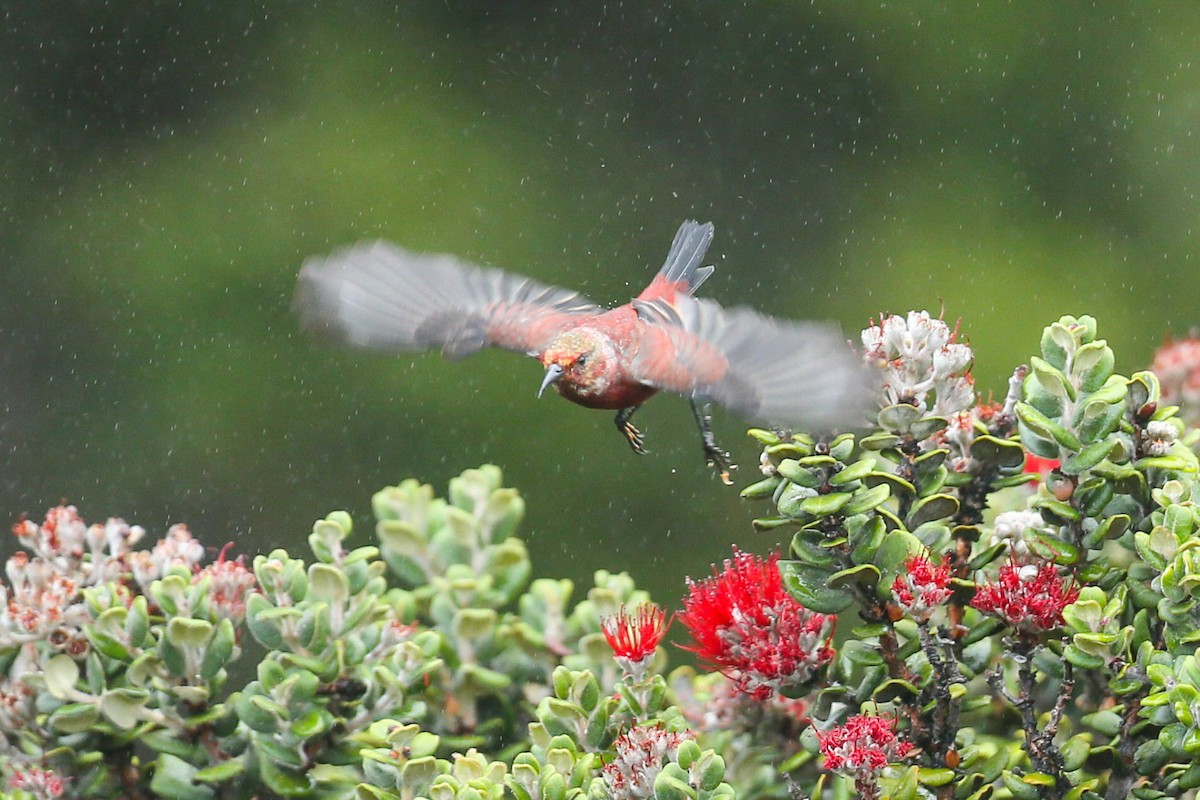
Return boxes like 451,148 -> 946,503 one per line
647,220 -> 715,297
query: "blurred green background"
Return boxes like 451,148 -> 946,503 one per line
2,2 -> 1197,606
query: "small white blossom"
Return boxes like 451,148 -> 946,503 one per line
1145,420 -> 1179,457
862,311 -> 975,418
131,524 -> 205,590
603,725 -> 694,800
988,509 -> 1052,557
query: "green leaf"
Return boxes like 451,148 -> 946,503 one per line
1136,454 -> 1200,473
789,533 -> 840,569
200,619 -> 236,682
777,483 -> 817,517
1084,514 -> 1130,549
842,641 -> 885,667
1134,739 -> 1170,775
878,404 -> 925,433
1088,373 -> 1129,406
830,458 -> 876,486
875,530 -> 923,573
872,678 -> 920,702
848,515 -> 886,563
1063,644 -> 1106,670
887,767 -> 920,800
1076,477 -> 1115,518
143,729 -> 197,760
747,428 -> 782,446
44,654 -> 80,699
258,754 -> 314,797
87,628 -> 132,662
1017,402 -> 1082,451
1083,709 -> 1123,737
859,432 -> 902,450
909,417 -> 949,440
962,616 -> 1002,645
971,435 -> 1027,469
1034,496 -> 1081,523
800,492 -> 853,517
308,563 -> 350,602
829,433 -> 857,461
1002,771 -> 1055,800
777,459 -> 821,488
1073,341 -> 1115,392
916,768 -> 956,787
1076,396 -> 1125,444
778,561 -> 855,613
829,564 -> 881,590
843,483 -> 892,516
100,689 -> 147,730
740,476 -> 782,500
1030,355 -> 1075,402
167,617 -> 214,650
1028,530 -> 1082,565
47,702 -> 100,734
906,493 -> 959,528
150,756 -> 218,800
652,771 -> 693,800
765,441 -> 811,460
1062,438 -> 1118,474
968,542 -> 1007,571
1042,321 -> 1073,369
865,470 -> 917,497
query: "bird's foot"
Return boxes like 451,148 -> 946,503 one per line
620,419 -> 648,454
704,443 -> 736,486
689,398 -> 736,485
615,407 -> 648,454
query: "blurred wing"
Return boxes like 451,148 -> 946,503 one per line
631,295 -> 876,430
294,241 -> 601,358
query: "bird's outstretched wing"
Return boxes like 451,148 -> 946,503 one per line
295,241 -> 601,359
631,295 -> 876,430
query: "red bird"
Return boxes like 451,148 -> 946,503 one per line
295,221 -> 872,482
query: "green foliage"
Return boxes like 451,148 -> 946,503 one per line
738,313 -> 1200,799
0,467 -> 731,800
12,312 -> 1200,800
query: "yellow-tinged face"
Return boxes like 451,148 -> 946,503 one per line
537,329 -> 614,399
542,329 -> 597,369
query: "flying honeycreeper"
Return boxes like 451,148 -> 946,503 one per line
294,220 -> 874,483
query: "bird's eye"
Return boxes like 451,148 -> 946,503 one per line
576,355 -> 588,367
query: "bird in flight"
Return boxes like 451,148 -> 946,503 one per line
294,220 -> 872,483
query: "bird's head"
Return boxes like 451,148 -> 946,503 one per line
538,328 -> 614,398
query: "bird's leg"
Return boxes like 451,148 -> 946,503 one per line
690,399 -> 735,485
614,406 -> 648,454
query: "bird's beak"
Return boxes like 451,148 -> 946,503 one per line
538,363 -> 564,398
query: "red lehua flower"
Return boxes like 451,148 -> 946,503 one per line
1023,452 -> 1061,485
8,766 -> 68,799
1152,332 -> 1200,414
194,546 -> 258,625
971,400 -> 1005,425
891,552 -> 953,622
971,558 -> 1079,634
602,603 -> 670,665
678,548 -> 835,699
818,713 -> 910,788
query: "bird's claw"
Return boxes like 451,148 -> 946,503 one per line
621,420 -> 648,454
705,445 -> 736,486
